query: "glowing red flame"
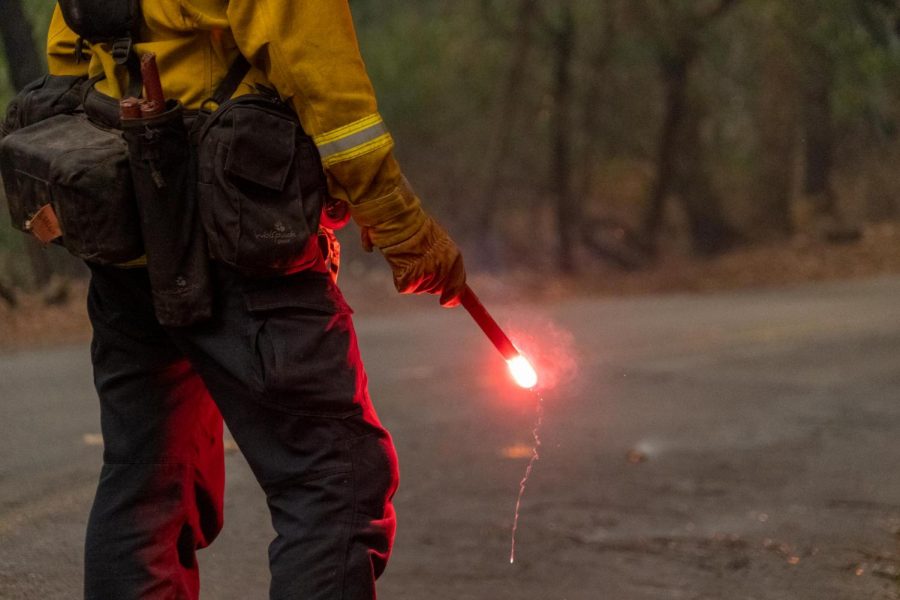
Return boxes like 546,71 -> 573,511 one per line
506,354 -> 538,389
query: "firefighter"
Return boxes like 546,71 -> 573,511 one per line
46,1 -> 466,598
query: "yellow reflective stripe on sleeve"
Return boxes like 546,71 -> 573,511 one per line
313,114 -> 394,167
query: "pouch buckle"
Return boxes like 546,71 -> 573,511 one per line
111,37 -> 133,65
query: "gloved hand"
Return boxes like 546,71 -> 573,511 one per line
350,177 -> 466,307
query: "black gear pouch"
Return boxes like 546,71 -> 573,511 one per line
0,75 -> 144,264
0,114 -> 143,263
196,93 -> 325,276
0,74 -> 85,138
122,101 -> 212,327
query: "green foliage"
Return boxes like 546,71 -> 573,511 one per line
786,0 -> 900,127
0,0 -> 54,109
2,0 -> 900,269
0,1 -> 55,267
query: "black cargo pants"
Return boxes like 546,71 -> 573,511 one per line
83,263 -> 399,600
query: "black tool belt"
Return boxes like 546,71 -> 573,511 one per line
0,55 -> 326,326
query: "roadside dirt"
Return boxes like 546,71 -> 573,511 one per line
4,222 -> 900,352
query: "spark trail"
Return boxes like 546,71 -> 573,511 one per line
510,393 -> 545,564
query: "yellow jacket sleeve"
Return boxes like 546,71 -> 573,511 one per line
226,0 -> 403,207
46,6 -> 90,77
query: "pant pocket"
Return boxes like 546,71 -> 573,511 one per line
244,271 -> 361,417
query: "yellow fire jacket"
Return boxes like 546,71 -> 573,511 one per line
47,0 -> 467,303
47,0 -> 400,210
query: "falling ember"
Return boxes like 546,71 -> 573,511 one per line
457,285 -> 550,563
510,393 -> 544,564
507,355 -> 538,389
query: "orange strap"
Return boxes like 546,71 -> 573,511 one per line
27,204 -> 63,244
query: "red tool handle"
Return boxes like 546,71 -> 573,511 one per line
139,53 -> 166,117
460,285 -> 519,361
119,97 -> 142,120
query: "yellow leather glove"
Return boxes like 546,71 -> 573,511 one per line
351,178 -> 466,307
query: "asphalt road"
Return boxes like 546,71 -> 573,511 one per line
2,277 -> 900,599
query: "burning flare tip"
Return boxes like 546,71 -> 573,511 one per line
507,354 -> 538,389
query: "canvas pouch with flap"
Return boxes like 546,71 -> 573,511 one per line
195,85 -> 327,276
0,77 -> 143,264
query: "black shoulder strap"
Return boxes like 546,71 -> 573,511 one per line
210,55 -> 252,106
190,55 -> 252,143
111,38 -> 143,98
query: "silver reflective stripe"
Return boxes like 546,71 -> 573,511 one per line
316,121 -> 390,160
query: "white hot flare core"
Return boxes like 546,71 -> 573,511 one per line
507,354 -> 538,389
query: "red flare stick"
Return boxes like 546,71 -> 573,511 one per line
460,285 -> 519,361
139,99 -> 162,118
140,53 -> 165,117
119,97 -> 142,120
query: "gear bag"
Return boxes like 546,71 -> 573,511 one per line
0,76 -> 144,264
195,86 -> 325,276
0,74 -> 84,136
0,1 -> 328,323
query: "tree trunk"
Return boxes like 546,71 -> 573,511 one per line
643,55 -> 691,246
0,0 -> 44,89
639,0 -> 743,255
0,0 -> 55,289
675,97 -> 737,255
576,1 -> 618,201
865,145 -> 899,222
552,6 -> 577,273
475,0 -> 540,269
801,58 -> 837,217
754,23 -> 797,240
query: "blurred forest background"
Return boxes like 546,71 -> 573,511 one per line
2,0 -> 900,308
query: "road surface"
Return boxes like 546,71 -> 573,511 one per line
2,277 -> 900,599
